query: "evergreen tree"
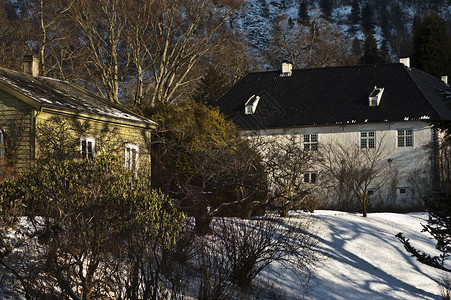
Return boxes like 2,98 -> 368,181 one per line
361,3 -> 374,33
380,39 -> 391,62
192,65 -> 230,106
358,33 -> 386,65
380,7 -> 391,41
319,0 -> 332,19
351,37 -> 362,58
397,89 -> 451,273
348,0 -> 360,32
412,11 -> 451,78
297,1 -> 309,25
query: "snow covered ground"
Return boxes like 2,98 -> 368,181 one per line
262,211 -> 449,300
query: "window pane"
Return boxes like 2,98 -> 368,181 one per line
0,130 -> 4,158
361,132 -> 367,138
311,173 -> 317,184
87,141 -> 93,158
304,135 -> 310,143
361,139 -> 367,148
125,148 -> 130,169
398,136 -> 404,147
304,173 -> 309,183
81,140 -> 87,158
368,131 -> 375,137
406,136 -> 413,147
311,134 -> 318,142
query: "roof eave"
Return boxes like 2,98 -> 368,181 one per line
40,106 -> 157,129
0,80 -> 42,109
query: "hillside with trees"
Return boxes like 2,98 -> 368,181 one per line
0,0 -> 450,106
1,0 -> 451,298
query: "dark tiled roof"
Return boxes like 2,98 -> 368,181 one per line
214,63 -> 451,130
0,67 -> 156,126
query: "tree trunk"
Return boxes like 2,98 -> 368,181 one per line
194,216 -> 212,235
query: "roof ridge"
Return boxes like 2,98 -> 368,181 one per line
245,62 -> 404,76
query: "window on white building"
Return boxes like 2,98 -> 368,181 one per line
398,129 -> 413,147
303,134 -> 318,150
360,131 -> 375,148
125,143 -> 139,173
80,137 -> 95,159
303,172 -> 317,184
397,187 -> 408,199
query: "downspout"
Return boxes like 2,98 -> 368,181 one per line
432,127 -> 441,192
30,107 -> 42,166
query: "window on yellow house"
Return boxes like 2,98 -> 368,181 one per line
125,143 -> 139,174
0,129 -> 4,158
80,137 -> 95,158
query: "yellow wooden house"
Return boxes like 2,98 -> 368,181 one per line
0,57 -> 156,177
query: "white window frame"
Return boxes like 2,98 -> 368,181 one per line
303,134 -> 318,151
360,131 -> 375,149
0,129 -> 4,158
80,137 -> 95,159
125,143 -> 139,174
397,129 -> 413,147
397,187 -> 408,199
303,172 -> 317,184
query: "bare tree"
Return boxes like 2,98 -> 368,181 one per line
267,9 -> 351,69
69,0 -> 130,104
251,135 -> 322,217
213,216 -> 319,290
320,135 -> 396,217
0,1 -> 31,70
137,0 -> 243,106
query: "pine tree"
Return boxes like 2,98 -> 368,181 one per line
191,66 -> 230,106
297,1 -> 309,25
412,11 -> 451,78
348,0 -> 360,32
351,37 -> 362,58
319,0 -> 332,19
358,33 -> 386,65
361,3 -> 374,33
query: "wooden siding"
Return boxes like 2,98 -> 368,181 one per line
0,90 -> 34,171
35,111 -> 152,176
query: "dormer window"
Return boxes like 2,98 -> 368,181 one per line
245,95 -> 260,115
369,86 -> 384,106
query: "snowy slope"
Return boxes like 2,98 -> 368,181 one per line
236,0 -> 451,59
262,211 -> 448,299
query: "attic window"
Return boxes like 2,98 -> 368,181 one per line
245,95 -> 260,115
369,86 -> 384,106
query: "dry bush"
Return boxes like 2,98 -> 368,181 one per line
212,216 -> 320,289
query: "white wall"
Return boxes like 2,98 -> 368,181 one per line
242,120 -> 434,210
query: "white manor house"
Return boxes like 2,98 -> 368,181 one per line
215,59 -> 451,210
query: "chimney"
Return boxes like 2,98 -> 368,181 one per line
281,62 -> 292,77
23,55 -> 39,77
441,75 -> 448,85
399,57 -> 410,68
